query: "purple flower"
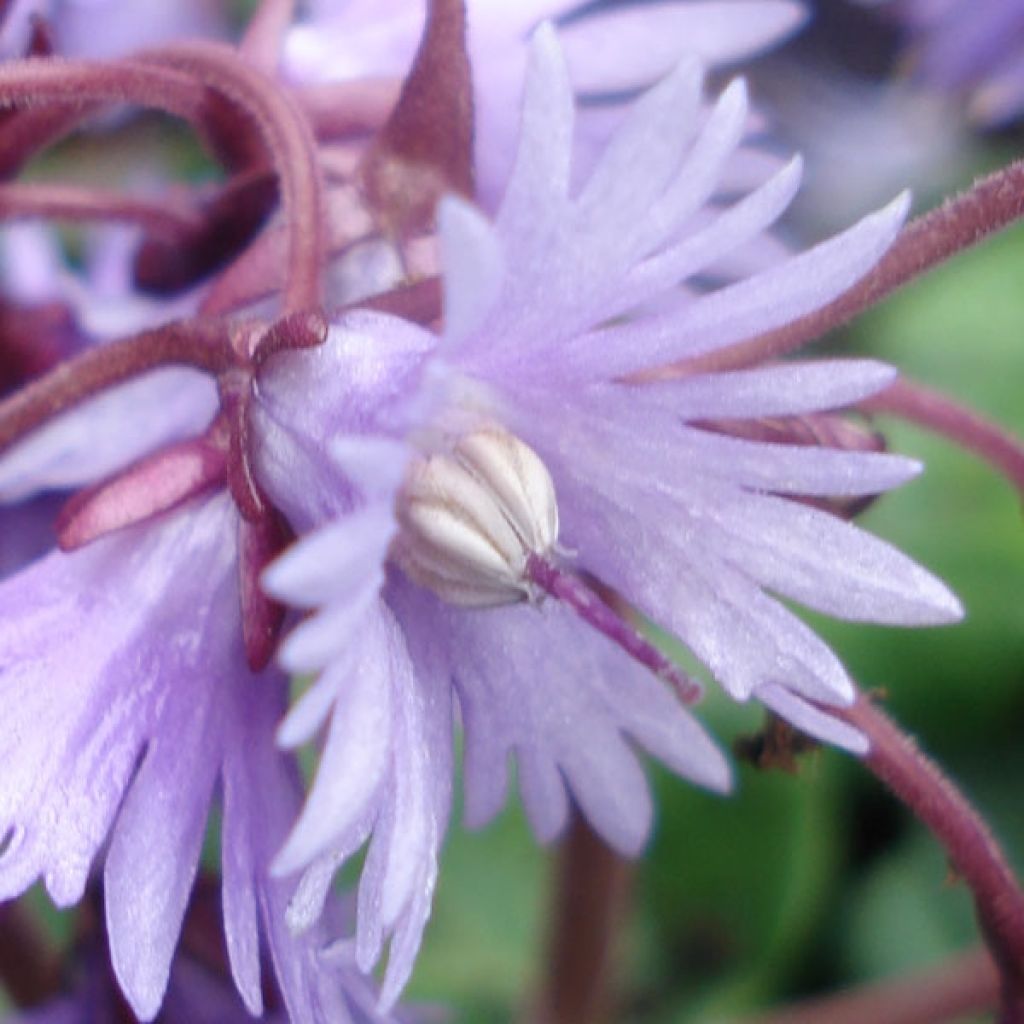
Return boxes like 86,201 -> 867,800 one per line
0,0 -> 227,60
882,0 -> 1024,124
256,25 -> 962,1003
284,0 -> 806,205
0,491 -> 401,1022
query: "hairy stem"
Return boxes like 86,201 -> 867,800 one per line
0,57 -> 206,122
862,377 -> 1024,501
532,816 -> 632,1024
839,694 -> 1024,1021
688,158 -> 1024,373
141,42 -> 325,312
745,947 -> 998,1024
0,318 -> 231,455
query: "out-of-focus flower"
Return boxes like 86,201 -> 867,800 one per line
0,490 -> 406,1022
868,0 -> 1024,124
0,0 -> 226,60
762,69 -> 971,232
257,24 -> 962,1008
284,0 -> 806,204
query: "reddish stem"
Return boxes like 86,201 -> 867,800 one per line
0,902 -> 61,1006
684,159 -> 1024,374
746,947 -> 998,1024
134,169 -> 280,295
0,56 -> 207,123
526,554 -> 702,705
340,275 -> 443,325
140,42 -> 325,312
0,318 -> 232,456
839,694 -> 1024,1021
0,181 -> 201,238
862,377 -> 1024,501
533,816 -> 632,1024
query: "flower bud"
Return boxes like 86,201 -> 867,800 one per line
394,427 -> 559,606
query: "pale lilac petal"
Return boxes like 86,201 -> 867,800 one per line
495,24 -> 574,252
574,56 -> 703,223
277,573 -> 384,674
106,695 -> 221,1021
610,155 -> 803,316
273,608 -> 396,874
556,192 -> 911,378
697,492 -> 964,625
638,359 -> 897,418
439,197 -> 505,345
559,2 -> 806,92
263,508 -> 396,607
396,585 -> 727,854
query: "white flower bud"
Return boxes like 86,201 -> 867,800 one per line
394,427 -> 559,606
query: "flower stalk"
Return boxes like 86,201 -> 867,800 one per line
862,377 -> 1024,503
838,692 -> 1024,1022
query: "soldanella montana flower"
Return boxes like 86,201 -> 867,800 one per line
256,23 -> 962,1007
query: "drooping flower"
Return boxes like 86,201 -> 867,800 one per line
0,0 -> 227,60
872,0 -> 1024,124
256,24 -> 963,1004
0,490 -> 408,1022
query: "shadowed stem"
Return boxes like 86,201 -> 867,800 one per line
0,182 -> 202,238
142,42 -> 325,312
744,947 -> 998,1024
837,693 -> 1024,1022
0,902 -> 61,1006
862,378 -> 1024,501
685,158 -> 1024,374
532,815 -> 633,1024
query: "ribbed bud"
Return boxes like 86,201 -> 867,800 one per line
394,427 -> 559,606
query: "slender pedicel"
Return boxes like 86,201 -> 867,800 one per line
139,42 -> 325,312
837,692 -> 1024,1022
862,377 -> 1024,501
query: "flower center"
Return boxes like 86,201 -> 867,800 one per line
393,426 -> 558,606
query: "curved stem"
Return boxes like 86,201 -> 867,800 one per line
0,318 -> 231,456
838,693 -> 1024,1021
140,42 -> 325,312
531,816 -> 632,1024
745,947 -> 998,1024
0,182 -> 201,238
0,56 -> 207,122
861,378 -> 1024,501
685,158 -> 1024,373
